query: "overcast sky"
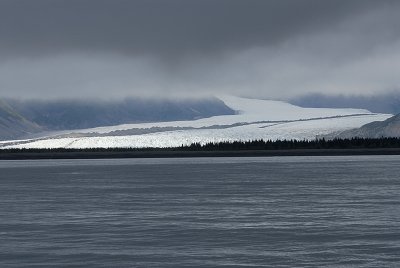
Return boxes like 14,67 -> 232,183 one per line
1,0 -> 400,99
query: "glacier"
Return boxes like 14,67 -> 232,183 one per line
0,96 -> 392,149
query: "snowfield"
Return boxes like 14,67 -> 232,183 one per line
0,96 -> 392,149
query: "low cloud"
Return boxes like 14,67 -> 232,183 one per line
1,0 -> 400,99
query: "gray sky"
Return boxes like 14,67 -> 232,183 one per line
1,0 -> 400,99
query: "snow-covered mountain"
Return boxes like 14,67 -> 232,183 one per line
0,96 -> 392,149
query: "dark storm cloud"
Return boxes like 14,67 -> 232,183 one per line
0,0 -> 383,58
1,0 -> 400,99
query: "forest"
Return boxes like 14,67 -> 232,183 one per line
2,137 -> 400,153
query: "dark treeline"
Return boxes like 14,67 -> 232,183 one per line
2,138 -> 400,154
186,137 -> 400,151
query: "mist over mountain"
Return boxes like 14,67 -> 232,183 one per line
0,97 -> 234,140
290,91 -> 400,114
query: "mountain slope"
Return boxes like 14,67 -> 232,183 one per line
0,96 -> 392,149
9,97 -> 235,131
325,114 -> 400,139
0,100 -> 42,140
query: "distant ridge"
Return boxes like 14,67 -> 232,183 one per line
290,92 -> 400,114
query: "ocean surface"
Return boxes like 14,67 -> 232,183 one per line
1,156 -> 400,267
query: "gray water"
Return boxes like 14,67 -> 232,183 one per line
1,156 -> 400,267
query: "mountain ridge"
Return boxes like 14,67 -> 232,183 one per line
0,97 -> 235,140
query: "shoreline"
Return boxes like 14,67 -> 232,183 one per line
1,148 -> 400,160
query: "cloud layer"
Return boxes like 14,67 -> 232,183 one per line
1,0 -> 400,99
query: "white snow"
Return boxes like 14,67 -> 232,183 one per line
0,96 -> 392,149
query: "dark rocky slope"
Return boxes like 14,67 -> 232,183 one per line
0,97 -> 235,140
0,100 -> 42,140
